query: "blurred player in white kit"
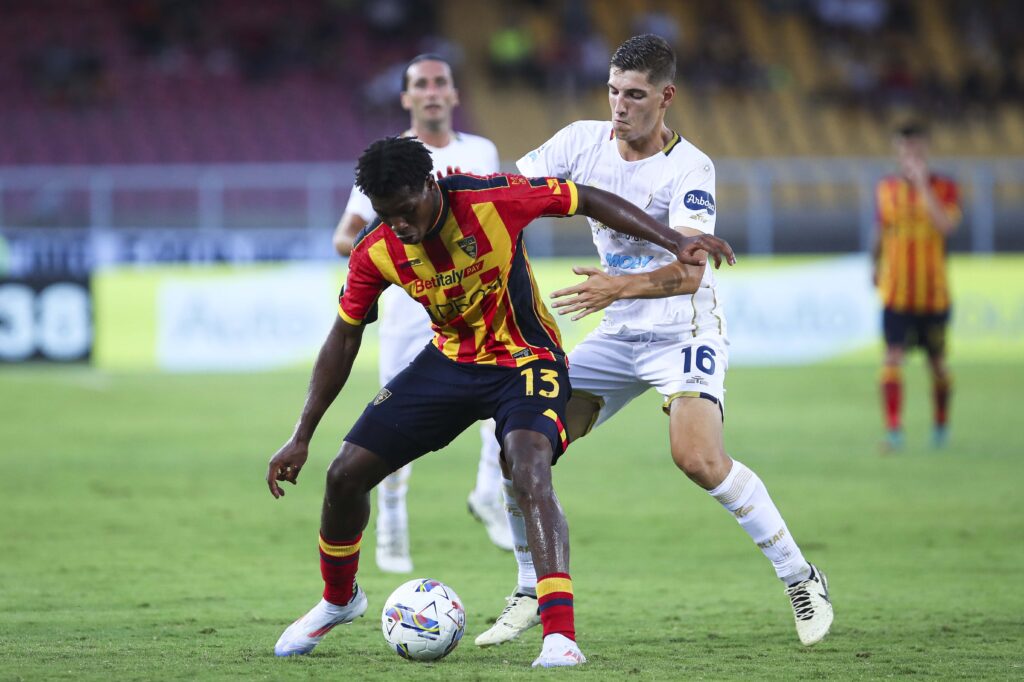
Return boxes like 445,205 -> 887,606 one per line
334,54 -> 511,573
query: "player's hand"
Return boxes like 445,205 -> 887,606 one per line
267,439 -> 310,499
904,155 -> 929,187
676,233 -> 736,269
435,165 -> 463,180
550,266 -> 625,321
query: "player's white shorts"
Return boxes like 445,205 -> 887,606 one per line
568,330 -> 729,429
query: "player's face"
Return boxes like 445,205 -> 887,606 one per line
895,136 -> 929,174
608,68 -> 673,143
370,178 -> 440,244
401,60 -> 459,129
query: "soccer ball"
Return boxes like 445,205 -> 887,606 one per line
381,578 -> 466,661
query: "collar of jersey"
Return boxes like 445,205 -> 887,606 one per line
608,128 -> 681,156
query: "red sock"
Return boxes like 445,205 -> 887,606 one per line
537,573 -> 575,641
933,374 -> 952,426
881,366 -> 902,431
319,533 -> 361,605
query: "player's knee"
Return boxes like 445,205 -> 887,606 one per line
672,444 -> 725,486
325,455 -> 365,499
504,436 -> 554,503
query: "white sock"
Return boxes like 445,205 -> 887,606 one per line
377,463 -> 411,532
502,477 -> 536,590
708,460 -> 812,584
471,420 -> 503,505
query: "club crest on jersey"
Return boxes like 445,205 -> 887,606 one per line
457,236 -> 478,258
684,190 -> 716,215
373,388 -> 392,405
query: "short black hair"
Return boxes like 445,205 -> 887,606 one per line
355,136 -> 433,198
610,34 -> 676,85
402,53 -> 452,91
894,120 -> 929,139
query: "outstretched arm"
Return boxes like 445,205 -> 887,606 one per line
551,226 -> 712,321
575,184 -> 735,268
266,316 -> 365,498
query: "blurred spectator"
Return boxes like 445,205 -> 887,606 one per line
678,1 -> 766,93
488,14 -> 544,89
24,39 -> 111,109
632,6 -> 681,50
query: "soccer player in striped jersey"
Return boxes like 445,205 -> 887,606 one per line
475,34 -> 833,650
333,54 -> 512,574
266,136 -> 734,667
873,122 -> 961,450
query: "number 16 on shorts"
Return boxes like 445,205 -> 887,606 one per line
681,344 -> 716,375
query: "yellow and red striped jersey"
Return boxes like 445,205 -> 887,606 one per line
339,173 -> 579,367
876,174 -> 960,313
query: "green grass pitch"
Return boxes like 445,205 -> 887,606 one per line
2,356 -> 1022,680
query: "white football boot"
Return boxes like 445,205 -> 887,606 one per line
467,491 -> 514,551
474,593 -> 541,646
786,563 -> 833,645
375,525 -> 413,574
274,587 -> 368,656
531,633 -> 586,668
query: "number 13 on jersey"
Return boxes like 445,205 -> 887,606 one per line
521,367 -> 561,397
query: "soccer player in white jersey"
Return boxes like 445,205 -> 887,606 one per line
333,54 -> 512,573
474,34 -> 834,648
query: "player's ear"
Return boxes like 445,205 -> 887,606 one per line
451,87 -> 460,107
661,84 -> 676,110
400,90 -> 412,112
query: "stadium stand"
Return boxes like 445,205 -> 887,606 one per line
453,0 -> 1024,160
0,0 -> 450,164
0,0 -> 1020,165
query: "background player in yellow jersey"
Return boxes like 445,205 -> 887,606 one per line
266,136 -> 734,667
873,122 -> 961,450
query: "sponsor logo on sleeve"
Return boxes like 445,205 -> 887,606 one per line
683,190 -> 716,215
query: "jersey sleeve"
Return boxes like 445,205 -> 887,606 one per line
669,157 -> 717,234
343,185 -> 376,223
516,123 -> 578,178
494,175 -> 579,240
875,179 -> 893,230
938,178 -> 962,226
337,242 -> 387,326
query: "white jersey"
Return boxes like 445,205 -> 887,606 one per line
517,120 -> 726,339
343,131 -> 500,343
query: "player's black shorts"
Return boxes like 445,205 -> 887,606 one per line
345,345 -> 571,471
882,308 -> 950,357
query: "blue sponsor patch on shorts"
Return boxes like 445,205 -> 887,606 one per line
683,190 -> 716,215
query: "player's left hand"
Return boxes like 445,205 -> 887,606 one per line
676,233 -> 736,269
435,165 -> 463,180
550,266 -> 625,321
